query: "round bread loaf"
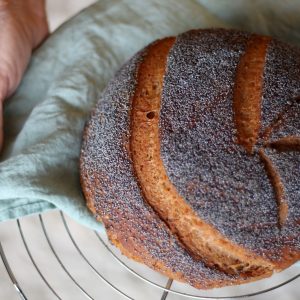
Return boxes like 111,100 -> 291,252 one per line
80,29 -> 300,288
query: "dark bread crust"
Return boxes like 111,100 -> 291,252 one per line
80,29 -> 300,288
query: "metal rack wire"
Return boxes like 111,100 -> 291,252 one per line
0,210 -> 299,300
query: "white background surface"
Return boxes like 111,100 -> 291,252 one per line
46,0 -> 97,32
0,1 -> 299,299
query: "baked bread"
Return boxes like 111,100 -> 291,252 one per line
80,29 -> 300,289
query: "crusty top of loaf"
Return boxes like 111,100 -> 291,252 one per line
80,28 -> 300,288
160,29 -> 300,263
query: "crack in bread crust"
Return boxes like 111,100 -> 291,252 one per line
259,149 -> 288,227
268,137 -> 300,152
130,37 -> 274,276
233,35 -> 271,154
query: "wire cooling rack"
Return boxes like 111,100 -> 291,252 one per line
0,210 -> 299,300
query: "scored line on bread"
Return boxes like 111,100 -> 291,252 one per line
233,34 -> 271,155
233,34 -> 299,228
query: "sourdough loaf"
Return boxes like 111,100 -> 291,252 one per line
80,29 -> 300,288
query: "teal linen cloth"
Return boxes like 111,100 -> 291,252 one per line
1,0 -> 300,229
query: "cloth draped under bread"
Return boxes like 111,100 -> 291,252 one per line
0,0 -> 300,230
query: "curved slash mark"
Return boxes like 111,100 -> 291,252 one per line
233,34 -> 298,228
267,136 -> 300,152
258,149 -> 288,228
